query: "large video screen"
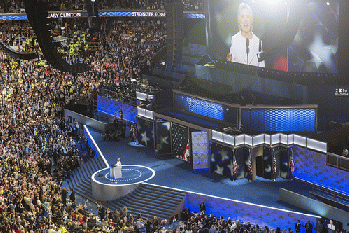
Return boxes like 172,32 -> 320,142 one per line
207,0 -> 338,73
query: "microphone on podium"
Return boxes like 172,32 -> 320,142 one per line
257,39 -> 265,62
246,38 -> 250,54
246,38 -> 250,65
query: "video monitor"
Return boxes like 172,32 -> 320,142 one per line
206,0 -> 338,73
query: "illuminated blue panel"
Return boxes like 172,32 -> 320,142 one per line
98,11 -> 204,18
174,93 -> 224,121
98,11 -> 166,17
241,108 -> 316,132
99,11 -> 133,17
174,93 -> 238,124
186,13 -> 205,18
97,95 -> 137,123
0,15 -> 27,20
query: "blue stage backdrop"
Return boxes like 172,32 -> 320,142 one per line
236,147 -> 251,180
137,117 -> 154,148
276,146 -> 292,179
211,143 -> 250,180
97,95 -> 137,123
210,142 -> 234,179
155,121 -> 172,155
263,147 -> 273,179
174,93 -> 238,125
241,108 -> 316,132
293,146 -> 349,195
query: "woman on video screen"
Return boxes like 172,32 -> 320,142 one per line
227,2 -> 265,67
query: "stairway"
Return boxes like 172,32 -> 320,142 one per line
102,183 -> 186,220
66,155 -> 107,203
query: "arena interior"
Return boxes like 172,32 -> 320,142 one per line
0,0 -> 349,232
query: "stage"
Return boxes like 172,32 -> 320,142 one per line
87,126 -> 313,211
83,125 -> 349,231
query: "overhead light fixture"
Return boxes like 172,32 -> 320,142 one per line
259,0 -> 287,6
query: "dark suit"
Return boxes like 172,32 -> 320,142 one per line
295,222 -> 301,233
316,221 -> 325,233
200,202 -> 206,213
305,221 -> 313,233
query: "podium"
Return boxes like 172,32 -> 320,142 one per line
110,164 -> 122,179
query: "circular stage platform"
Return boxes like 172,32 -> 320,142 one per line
91,165 -> 155,201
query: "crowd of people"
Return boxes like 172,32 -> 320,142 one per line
178,210 -> 273,233
0,16 -> 166,108
0,0 -> 204,13
0,11 -> 169,231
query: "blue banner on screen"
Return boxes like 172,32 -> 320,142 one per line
99,11 -> 204,18
99,11 -> 165,17
186,13 -> 205,19
241,108 -> 316,132
0,15 -> 27,21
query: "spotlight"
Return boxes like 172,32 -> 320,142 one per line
326,2 -> 330,6
259,0 -> 287,6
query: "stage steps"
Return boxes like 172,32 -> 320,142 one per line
101,183 -> 186,220
66,155 -> 107,203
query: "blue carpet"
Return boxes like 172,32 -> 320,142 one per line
87,127 -> 315,215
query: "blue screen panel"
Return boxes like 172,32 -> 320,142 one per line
0,15 -> 27,21
174,93 -> 224,121
174,93 -> 238,125
241,108 -> 316,132
186,13 -> 205,18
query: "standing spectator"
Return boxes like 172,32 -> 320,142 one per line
69,189 -> 75,207
119,108 -> 123,121
316,219 -> 325,233
200,201 -> 206,214
295,220 -> 301,233
98,204 -> 106,221
305,221 -> 313,233
209,224 -> 217,233
61,187 -> 68,206
327,220 -> 336,233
